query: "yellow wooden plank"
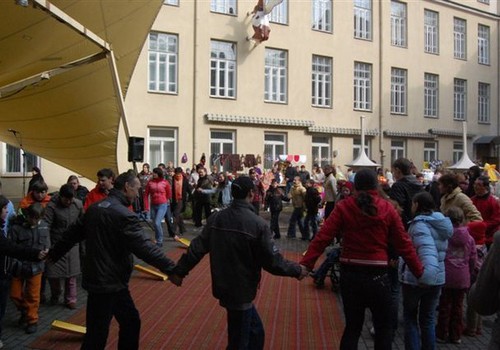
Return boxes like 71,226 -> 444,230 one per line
175,235 -> 191,247
134,264 -> 168,281
51,320 -> 86,335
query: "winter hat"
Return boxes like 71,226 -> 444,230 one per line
354,169 -> 378,191
231,176 -> 254,199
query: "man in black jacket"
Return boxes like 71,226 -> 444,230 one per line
173,176 -> 308,349
48,171 -> 180,350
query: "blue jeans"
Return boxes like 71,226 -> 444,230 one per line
287,208 -> 304,238
226,305 -> 264,350
151,203 -> 168,244
303,212 -> 318,240
402,284 -> 442,350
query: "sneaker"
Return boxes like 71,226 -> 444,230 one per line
66,302 -> 77,310
450,339 -> 462,344
155,242 -> 163,248
25,323 -> 37,334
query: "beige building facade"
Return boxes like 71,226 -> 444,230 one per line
1,0 -> 500,198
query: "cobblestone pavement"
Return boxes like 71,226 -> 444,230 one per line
1,205 -> 494,349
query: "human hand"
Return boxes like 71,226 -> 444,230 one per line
169,274 -> 183,287
38,249 -> 49,261
296,265 -> 310,280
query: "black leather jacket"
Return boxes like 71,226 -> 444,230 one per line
174,199 -> 301,308
49,189 -> 176,294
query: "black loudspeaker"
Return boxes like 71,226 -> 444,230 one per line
128,137 -> 144,162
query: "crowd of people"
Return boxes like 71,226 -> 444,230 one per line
0,157 -> 499,349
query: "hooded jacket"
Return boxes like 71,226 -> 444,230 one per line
441,186 -> 483,223
399,211 -> 453,286
444,226 -> 476,289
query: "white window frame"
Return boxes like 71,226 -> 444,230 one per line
210,40 -> 237,99
148,128 -> 177,167
312,55 -> 332,108
478,24 -> 490,65
2,143 -> 39,175
353,62 -> 372,111
424,9 -> 439,54
452,141 -> 463,164
312,135 -> 331,168
391,1 -> 407,47
210,0 -> 236,15
478,82 -> 490,124
354,0 -> 372,40
210,130 -> 235,172
390,140 -> 406,165
265,48 -> 287,103
312,0 -> 332,33
453,78 -> 467,121
269,0 -> 288,24
164,0 -> 178,6
264,133 -> 286,170
353,137 -> 371,160
424,73 -> 439,118
424,141 -> 437,163
148,32 -> 178,94
391,68 -> 407,115
453,18 -> 466,60
478,0 -> 489,5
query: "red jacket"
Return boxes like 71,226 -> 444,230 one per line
145,179 -> 171,206
471,193 -> 500,245
301,190 -> 423,278
84,186 -> 108,211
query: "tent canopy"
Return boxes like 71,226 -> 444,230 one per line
0,0 -> 162,179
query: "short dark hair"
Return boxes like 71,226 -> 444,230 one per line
114,171 -> 138,191
0,195 -> 9,210
392,158 -> 412,176
25,202 -> 45,220
476,175 -> 490,188
67,175 -> 79,184
354,169 -> 378,191
231,176 -> 254,199
152,167 -> 164,179
97,168 -> 115,179
59,184 -> 75,199
31,181 -> 48,193
438,173 -> 459,190
412,192 -> 435,214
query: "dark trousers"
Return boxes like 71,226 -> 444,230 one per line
287,208 -> 305,238
270,211 -> 281,238
0,278 -> 9,337
340,266 -> 392,350
163,204 -> 175,236
389,267 -> 400,338
193,200 -> 211,227
226,305 -> 264,350
436,288 -> 466,342
303,212 -> 318,240
82,289 -> 140,350
172,201 -> 186,234
324,201 -> 335,220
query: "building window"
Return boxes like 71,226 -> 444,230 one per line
312,55 -> 332,107
210,0 -> 236,15
354,0 -> 372,40
390,140 -> 406,165
453,18 -> 466,60
452,141 -> 463,164
264,133 -> 286,169
391,68 -> 407,115
210,130 -> 235,172
353,62 -> 372,111
478,24 -> 490,65
453,78 -> 467,121
353,137 -> 371,160
424,9 -> 439,54
424,141 -> 437,163
478,0 -> 489,4
269,0 -> 288,24
478,82 -> 490,124
424,73 -> 439,118
265,48 -> 287,103
3,144 -> 39,175
391,1 -> 407,47
164,0 -> 178,5
148,32 -> 178,93
148,128 -> 177,167
210,40 -> 236,99
312,136 -> 331,168
312,0 -> 332,32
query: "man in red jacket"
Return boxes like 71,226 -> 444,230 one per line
84,169 -> 115,211
471,175 -> 500,249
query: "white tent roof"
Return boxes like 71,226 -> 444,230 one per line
0,0 -> 162,179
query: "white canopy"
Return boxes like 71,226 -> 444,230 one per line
0,0 -> 163,178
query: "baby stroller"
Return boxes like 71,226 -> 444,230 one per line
311,242 -> 341,292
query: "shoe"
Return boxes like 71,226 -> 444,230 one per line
66,302 -> 77,310
436,337 -> 447,343
49,296 -> 60,305
18,311 -> 26,326
313,278 -> 325,289
155,242 -> 163,248
25,323 -> 37,334
369,326 -> 375,337
0,339 -> 4,349
450,339 -> 461,344
463,329 -> 476,337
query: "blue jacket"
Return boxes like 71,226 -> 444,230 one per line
399,211 -> 453,286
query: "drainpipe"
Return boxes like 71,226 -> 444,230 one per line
192,0 -> 198,165
378,1 -> 384,168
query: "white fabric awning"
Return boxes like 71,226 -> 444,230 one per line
0,0 -> 163,178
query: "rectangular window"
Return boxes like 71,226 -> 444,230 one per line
4,144 -> 39,175
453,78 -> 467,121
454,18 -> 466,60
210,0 -> 236,15
269,0 -> 288,24
148,32 -> 178,93
478,82 -> 490,124
391,68 -> 407,114
478,24 -> 490,65
424,141 -> 437,162
478,0 -> 489,4
353,62 -> 372,111
312,136 -> 331,168
453,141 -> 463,164
164,0 -> 178,5
264,133 -> 286,169
424,10 -> 439,54
210,130 -> 235,172
312,0 -> 332,32
353,137 -> 371,160
148,128 -> 177,167
265,48 -> 287,103
354,0 -> 372,40
391,1 -> 407,47
210,40 -> 236,98
390,140 -> 406,165
424,73 -> 439,118
312,55 -> 332,107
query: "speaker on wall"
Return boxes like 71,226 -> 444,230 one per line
128,137 -> 144,162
